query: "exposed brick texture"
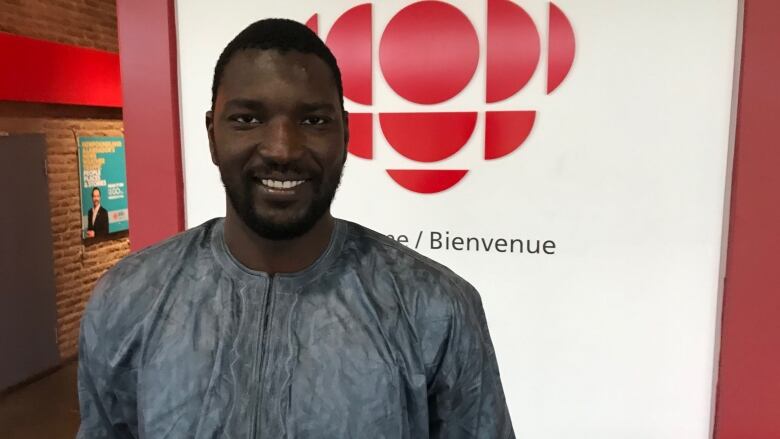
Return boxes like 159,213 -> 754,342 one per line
0,0 -> 119,52
0,102 -> 129,360
1,0 -> 122,363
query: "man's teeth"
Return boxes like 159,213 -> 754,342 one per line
260,179 -> 305,189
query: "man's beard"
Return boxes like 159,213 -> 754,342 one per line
221,166 -> 342,241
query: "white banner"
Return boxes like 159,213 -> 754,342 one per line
176,1 -> 741,437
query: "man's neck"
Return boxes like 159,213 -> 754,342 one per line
222,204 -> 335,276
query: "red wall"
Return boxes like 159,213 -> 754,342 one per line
0,33 -> 121,107
714,0 -> 780,437
116,0 -> 184,251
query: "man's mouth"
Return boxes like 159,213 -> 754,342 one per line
251,174 -> 312,195
260,179 -> 306,190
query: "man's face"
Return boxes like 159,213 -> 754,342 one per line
207,49 -> 348,240
92,189 -> 100,207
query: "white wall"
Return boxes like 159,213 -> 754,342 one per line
176,1 -> 741,437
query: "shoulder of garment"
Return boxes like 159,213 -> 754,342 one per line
341,220 -> 488,329
80,219 -> 220,361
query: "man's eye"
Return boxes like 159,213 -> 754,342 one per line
233,115 -> 261,124
301,116 -> 328,126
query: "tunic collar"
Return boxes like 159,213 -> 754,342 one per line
210,217 -> 348,290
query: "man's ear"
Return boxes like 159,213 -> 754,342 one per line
206,110 -> 219,166
342,110 -> 350,163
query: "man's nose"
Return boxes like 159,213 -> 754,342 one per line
258,118 -> 302,163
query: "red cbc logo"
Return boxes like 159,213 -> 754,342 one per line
307,0 -> 575,194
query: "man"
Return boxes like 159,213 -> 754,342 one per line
77,19 -> 514,438
86,187 -> 108,238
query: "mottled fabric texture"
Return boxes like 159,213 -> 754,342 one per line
77,218 -> 514,438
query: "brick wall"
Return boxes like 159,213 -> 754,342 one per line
0,103 -> 130,359
0,0 -> 118,52
1,0 -> 125,361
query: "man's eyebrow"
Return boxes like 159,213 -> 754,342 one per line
223,98 -> 265,110
222,100 -> 337,113
298,102 -> 338,113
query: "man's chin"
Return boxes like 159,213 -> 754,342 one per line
226,178 -> 339,241
247,223 -> 313,241
243,211 -> 321,241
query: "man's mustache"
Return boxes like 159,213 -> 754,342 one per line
243,161 -> 317,182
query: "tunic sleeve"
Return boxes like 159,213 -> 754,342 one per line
76,276 -> 138,439
427,284 -> 515,439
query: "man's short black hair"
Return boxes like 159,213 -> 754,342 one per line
92,187 -> 101,196
211,18 -> 344,111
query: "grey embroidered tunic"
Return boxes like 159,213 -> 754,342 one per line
77,218 -> 515,438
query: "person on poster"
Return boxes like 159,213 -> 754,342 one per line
76,19 -> 514,438
86,187 -> 108,238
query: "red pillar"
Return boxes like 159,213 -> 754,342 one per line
715,0 -> 780,437
116,0 -> 185,251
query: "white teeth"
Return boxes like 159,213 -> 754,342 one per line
260,179 -> 305,190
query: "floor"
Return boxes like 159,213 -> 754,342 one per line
0,362 -> 80,439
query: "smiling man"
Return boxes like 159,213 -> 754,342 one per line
77,19 -> 514,439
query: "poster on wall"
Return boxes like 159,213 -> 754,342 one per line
77,136 -> 130,239
176,1 -> 741,437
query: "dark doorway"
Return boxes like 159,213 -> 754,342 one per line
0,133 -> 59,391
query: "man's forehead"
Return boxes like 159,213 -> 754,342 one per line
216,48 -> 340,107
222,48 -> 331,83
